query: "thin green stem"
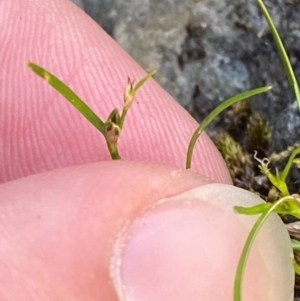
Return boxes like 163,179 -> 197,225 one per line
121,70 -> 156,129
281,146 -> 300,182
186,86 -> 272,169
291,240 -> 300,250
234,196 -> 294,301
119,108 -> 128,130
132,70 -> 157,94
107,143 -> 121,160
257,0 -> 300,110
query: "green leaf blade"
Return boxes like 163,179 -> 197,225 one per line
132,70 -> 157,94
186,86 -> 272,169
234,203 -> 272,215
234,195 -> 295,301
257,0 -> 300,110
28,62 -> 105,134
280,146 -> 300,182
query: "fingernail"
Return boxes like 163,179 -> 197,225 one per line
110,184 -> 294,301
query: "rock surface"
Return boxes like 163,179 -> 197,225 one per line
71,0 -> 300,176
72,0 -> 300,151
70,0 -> 84,9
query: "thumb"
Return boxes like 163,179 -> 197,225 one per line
114,184 -> 294,301
0,161 -> 293,300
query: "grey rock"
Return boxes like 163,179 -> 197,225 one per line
114,0 -> 193,107
74,0 -> 300,153
71,0 -> 117,34
69,0 -> 84,8
272,101 -> 300,152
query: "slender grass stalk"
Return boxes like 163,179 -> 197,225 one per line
119,70 -> 156,129
107,142 -> 121,159
28,62 -> 105,134
234,195 -> 296,301
281,146 -> 300,182
257,0 -> 300,110
186,86 -> 272,169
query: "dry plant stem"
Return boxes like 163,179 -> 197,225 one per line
269,143 -> 300,162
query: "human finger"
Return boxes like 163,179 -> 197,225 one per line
0,161 -> 293,300
0,0 -> 230,184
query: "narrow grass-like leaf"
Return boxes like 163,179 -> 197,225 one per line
235,200 -> 300,217
235,203 -> 272,215
281,146 -> 300,182
28,62 -> 105,134
257,0 -> 300,109
186,86 -> 272,169
234,195 -> 295,301
132,70 -> 157,95
120,70 -> 156,129
234,211 -> 268,301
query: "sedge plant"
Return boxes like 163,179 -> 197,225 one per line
28,62 -> 156,160
28,0 -> 299,300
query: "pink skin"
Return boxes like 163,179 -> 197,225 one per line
0,0 -> 231,184
0,161 -> 215,300
0,1 -> 294,300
